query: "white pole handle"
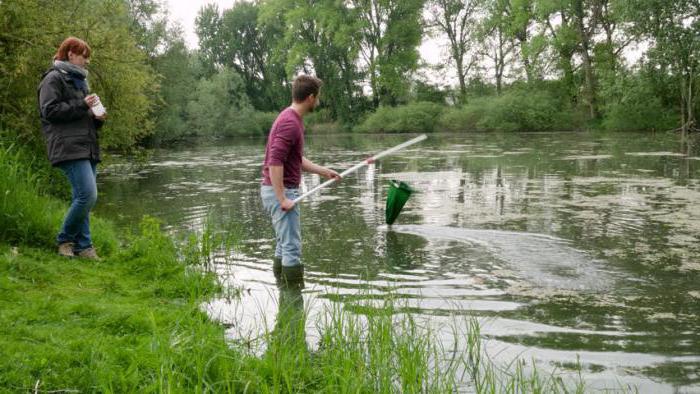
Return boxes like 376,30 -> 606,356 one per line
293,134 -> 427,204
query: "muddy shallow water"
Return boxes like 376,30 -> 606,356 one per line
98,132 -> 700,392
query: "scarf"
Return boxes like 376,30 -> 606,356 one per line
53,60 -> 89,94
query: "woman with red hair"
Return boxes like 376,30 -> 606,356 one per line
38,37 -> 106,260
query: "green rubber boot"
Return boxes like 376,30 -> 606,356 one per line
273,257 -> 283,281
280,265 -> 305,289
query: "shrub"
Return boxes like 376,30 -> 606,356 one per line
355,102 -> 444,133
243,110 -> 278,136
437,89 -> 577,132
437,100 -> 487,132
600,74 -> 677,131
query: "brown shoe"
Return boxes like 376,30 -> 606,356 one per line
77,247 -> 100,260
58,242 -> 75,258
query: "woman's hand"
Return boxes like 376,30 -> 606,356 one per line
84,95 -> 98,107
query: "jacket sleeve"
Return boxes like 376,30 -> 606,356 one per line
94,118 -> 105,130
39,74 -> 89,122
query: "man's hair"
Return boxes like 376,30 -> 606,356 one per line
54,37 -> 91,61
292,75 -> 323,102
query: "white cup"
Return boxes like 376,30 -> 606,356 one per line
87,94 -> 106,117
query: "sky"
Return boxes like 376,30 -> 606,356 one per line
164,0 -> 231,47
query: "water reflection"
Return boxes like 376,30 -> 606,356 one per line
269,278 -> 307,355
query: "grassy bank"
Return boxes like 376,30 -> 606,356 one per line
0,220 -> 462,392
0,143 -> 587,392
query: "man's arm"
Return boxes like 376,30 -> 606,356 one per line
302,156 -> 341,180
269,165 -> 295,211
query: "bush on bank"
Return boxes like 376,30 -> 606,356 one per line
355,90 -> 580,134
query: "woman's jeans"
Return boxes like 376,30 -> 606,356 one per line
261,186 -> 301,267
57,159 -> 97,252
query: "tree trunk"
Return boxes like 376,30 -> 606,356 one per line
561,52 -> 576,98
495,28 -> 505,95
573,0 -> 598,119
520,40 -> 534,83
456,56 -> 466,103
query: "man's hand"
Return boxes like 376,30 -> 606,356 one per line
280,197 -> 296,211
323,168 -> 342,181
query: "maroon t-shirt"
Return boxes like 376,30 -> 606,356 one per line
261,107 -> 304,188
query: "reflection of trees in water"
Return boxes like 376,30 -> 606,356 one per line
268,281 -> 307,357
385,231 -> 427,270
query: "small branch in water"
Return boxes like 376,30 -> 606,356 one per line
665,119 -> 699,133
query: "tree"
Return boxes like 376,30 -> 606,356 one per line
426,0 -> 481,102
479,4 -> 517,95
186,68 -> 258,136
150,29 -> 196,142
196,2 -> 289,111
487,0 -> 547,84
261,0 -> 365,122
194,3 -> 223,77
349,0 -> 425,106
571,0 -> 600,119
0,0 -> 156,150
621,0 -> 699,136
536,0 -> 580,99
221,1 -> 289,111
126,0 -> 169,58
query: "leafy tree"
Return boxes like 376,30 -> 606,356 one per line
185,68 -> 259,136
195,2 -> 289,111
349,0 -> 425,106
487,0 -> 547,84
536,0 -> 580,99
478,5 -> 517,95
571,0 -> 600,120
220,1 -> 289,111
620,0 -> 699,135
261,0 -> 365,123
149,31 -> 196,142
126,0 -> 169,58
193,3 -> 222,77
426,0 -> 482,102
0,0 -> 156,150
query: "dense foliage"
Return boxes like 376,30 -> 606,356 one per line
1,0 -> 698,148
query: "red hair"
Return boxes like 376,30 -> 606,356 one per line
54,37 -> 91,61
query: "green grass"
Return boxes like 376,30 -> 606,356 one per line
0,228 -> 461,392
0,144 -> 118,254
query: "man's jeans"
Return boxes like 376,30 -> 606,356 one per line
261,185 -> 301,267
57,159 -> 97,252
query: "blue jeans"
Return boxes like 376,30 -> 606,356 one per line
57,159 -> 97,252
261,185 -> 301,267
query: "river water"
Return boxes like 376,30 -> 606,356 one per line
97,132 -> 700,392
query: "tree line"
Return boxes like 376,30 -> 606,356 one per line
1,0 -> 698,151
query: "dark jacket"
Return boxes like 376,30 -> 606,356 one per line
37,68 -> 103,166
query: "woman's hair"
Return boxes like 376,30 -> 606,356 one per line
292,75 -> 323,102
54,37 -> 91,61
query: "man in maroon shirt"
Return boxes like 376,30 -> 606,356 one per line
261,75 -> 341,286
